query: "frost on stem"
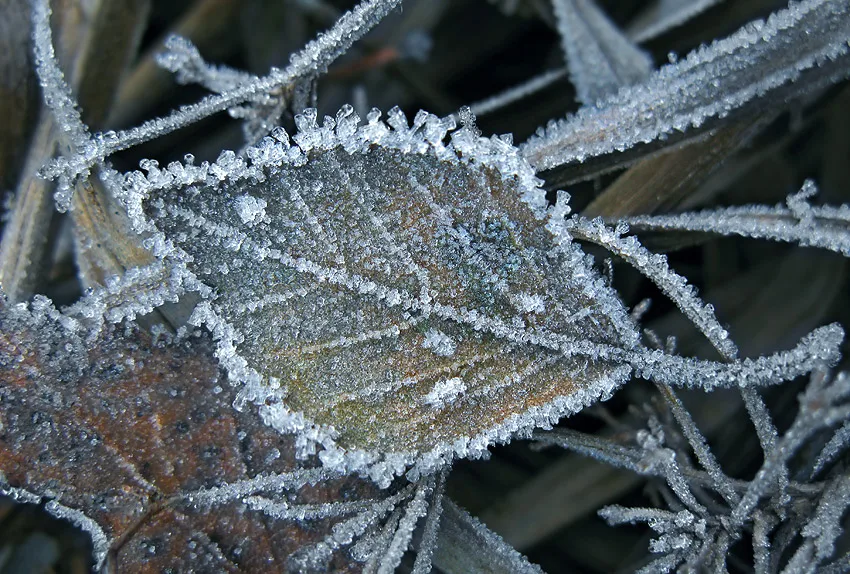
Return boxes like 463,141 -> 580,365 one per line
563,215 -> 738,360
435,499 -> 545,574
469,0 -> 711,117
30,0 -> 92,211
38,0 -> 404,187
278,478 -> 447,573
626,0 -> 725,43
582,370 -> 850,572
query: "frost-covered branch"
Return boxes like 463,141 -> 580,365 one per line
156,35 -> 261,95
626,0 -> 725,43
434,500 -> 545,574
565,215 -> 738,359
590,370 -> 850,572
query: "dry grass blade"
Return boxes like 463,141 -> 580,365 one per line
582,115 -> 774,218
0,0 -> 149,302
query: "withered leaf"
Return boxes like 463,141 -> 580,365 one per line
0,296 -> 384,573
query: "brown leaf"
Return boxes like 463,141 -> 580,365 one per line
0,297 -> 381,572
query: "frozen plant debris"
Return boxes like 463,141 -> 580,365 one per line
584,370 -> 850,573
6,0 -> 850,571
109,104 -> 843,487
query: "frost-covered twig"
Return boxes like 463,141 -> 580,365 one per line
30,0 -> 89,149
290,484 -> 416,571
469,68 -> 568,117
812,420 -> 850,478
620,180 -> 850,257
626,0 -> 725,43
39,0 -> 404,186
591,370 -> 850,572
655,384 -> 738,506
434,500 -> 545,574
183,467 -> 340,507
411,469 -> 447,574
784,473 -> 850,570
156,35 -> 261,95
729,371 -> 850,529
564,215 -> 738,359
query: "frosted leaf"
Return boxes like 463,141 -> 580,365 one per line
114,104 -> 845,485
122,105 -> 644,483
551,0 -> 653,105
522,0 -> 850,171
626,0 -> 725,43
0,296 -> 386,570
621,180 -> 850,257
